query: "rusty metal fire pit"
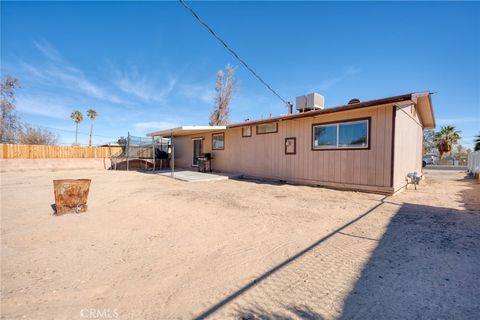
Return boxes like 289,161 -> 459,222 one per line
53,179 -> 91,215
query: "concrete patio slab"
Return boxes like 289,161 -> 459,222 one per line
153,169 -> 238,182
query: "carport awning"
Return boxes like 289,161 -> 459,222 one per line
147,126 -> 226,137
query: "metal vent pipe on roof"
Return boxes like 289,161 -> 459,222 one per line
287,102 -> 293,114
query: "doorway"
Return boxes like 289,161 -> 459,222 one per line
192,138 -> 203,166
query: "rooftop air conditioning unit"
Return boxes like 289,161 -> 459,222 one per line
296,93 -> 324,112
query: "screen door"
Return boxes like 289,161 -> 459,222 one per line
192,138 -> 202,166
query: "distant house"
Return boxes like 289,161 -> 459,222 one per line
148,92 -> 435,194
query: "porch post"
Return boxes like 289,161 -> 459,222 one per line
152,135 -> 155,172
126,132 -> 130,171
171,132 -> 174,178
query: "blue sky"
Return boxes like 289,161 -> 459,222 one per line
1,1 -> 479,147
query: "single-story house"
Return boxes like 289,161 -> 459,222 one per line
147,92 -> 435,194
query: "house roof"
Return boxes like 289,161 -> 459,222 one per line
412,92 -> 435,128
147,126 -> 227,137
228,92 -> 435,129
146,92 -> 435,137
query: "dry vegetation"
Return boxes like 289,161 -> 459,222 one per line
1,169 -> 479,319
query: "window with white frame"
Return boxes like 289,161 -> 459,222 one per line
312,119 -> 369,149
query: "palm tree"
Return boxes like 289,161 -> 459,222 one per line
70,110 -> 83,145
434,125 -> 461,158
86,108 -> 97,146
475,133 -> 480,151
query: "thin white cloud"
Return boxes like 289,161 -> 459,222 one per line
316,66 -> 360,91
16,95 -> 72,119
22,41 -> 125,104
179,83 -> 215,104
114,69 -> 176,103
133,121 -> 180,130
6,41 -> 227,140
33,40 -> 62,63
18,61 -> 50,80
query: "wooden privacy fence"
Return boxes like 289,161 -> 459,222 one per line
0,144 -> 123,159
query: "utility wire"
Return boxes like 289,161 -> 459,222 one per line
178,0 -> 288,105
27,123 -> 119,140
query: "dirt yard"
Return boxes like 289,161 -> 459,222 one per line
1,168 -> 479,319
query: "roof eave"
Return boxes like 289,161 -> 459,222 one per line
412,92 -> 436,129
228,93 -> 415,128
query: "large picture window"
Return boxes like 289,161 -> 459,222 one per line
313,124 -> 337,148
312,118 -> 369,150
212,133 -> 225,150
256,122 -> 278,134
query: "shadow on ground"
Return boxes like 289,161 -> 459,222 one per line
339,201 -> 480,319
238,305 -> 324,320
231,176 -> 288,186
194,179 -> 480,319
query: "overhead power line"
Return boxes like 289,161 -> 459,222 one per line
27,123 -> 119,140
178,0 -> 288,105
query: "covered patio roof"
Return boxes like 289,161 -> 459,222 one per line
147,126 -> 226,137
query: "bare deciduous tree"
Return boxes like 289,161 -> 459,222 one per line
18,126 -> 58,145
1,75 -> 62,146
209,65 -> 235,126
423,129 -> 435,155
1,75 -> 22,143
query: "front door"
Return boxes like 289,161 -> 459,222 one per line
192,138 -> 202,166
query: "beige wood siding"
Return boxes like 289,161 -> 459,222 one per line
173,104 -> 398,192
173,134 -> 214,168
392,104 -> 424,191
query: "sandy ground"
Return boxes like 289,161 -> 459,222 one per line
1,168 -> 479,320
